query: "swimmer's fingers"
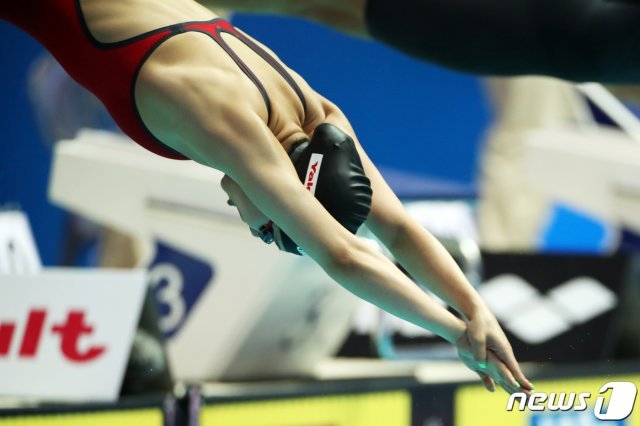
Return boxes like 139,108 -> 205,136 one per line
478,372 -> 495,392
484,351 -> 529,395
492,344 -> 534,392
454,333 -> 496,393
458,342 -> 504,394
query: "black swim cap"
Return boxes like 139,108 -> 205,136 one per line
268,123 -> 373,255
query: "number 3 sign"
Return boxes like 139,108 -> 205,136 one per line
148,242 -> 214,339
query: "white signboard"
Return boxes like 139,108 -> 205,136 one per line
0,211 -> 41,274
0,269 -> 146,402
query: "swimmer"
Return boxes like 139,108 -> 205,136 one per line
204,0 -> 640,83
1,0 -> 532,393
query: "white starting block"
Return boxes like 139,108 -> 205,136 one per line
523,124 -> 640,234
520,83 -> 640,236
49,130 -> 358,382
48,129 -> 232,239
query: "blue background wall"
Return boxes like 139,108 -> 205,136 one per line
0,14 -> 491,265
0,22 -> 64,265
231,16 -> 491,182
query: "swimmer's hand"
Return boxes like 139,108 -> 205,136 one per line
465,306 -> 533,393
455,311 -> 533,394
221,175 -> 270,238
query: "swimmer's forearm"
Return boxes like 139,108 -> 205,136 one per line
197,0 -> 369,37
390,220 -> 486,319
197,0 -> 307,15
325,238 -> 466,343
209,112 -> 465,345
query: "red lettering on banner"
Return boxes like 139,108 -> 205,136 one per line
0,309 -> 106,362
18,310 -> 46,357
52,311 -> 106,362
0,324 -> 15,355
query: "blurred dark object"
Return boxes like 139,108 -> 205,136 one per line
411,383 -> 456,426
336,332 -> 378,358
121,287 -> 173,396
613,252 -> 640,359
620,228 -> 640,252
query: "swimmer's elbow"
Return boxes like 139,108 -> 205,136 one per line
384,218 -> 414,254
320,237 -> 371,280
368,212 -> 411,254
324,242 -> 356,273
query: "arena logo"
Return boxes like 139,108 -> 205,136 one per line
478,275 -> 618,344
0,309 -> 106,362
507,382 -> 638,421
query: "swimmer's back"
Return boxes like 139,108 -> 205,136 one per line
1,0 -> 326,153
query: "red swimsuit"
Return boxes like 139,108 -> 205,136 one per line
0,0 -> 306,159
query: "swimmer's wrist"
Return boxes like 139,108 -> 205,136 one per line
456,294 -> 488,321
440,318 -> 467,345
463,298 -> 492,321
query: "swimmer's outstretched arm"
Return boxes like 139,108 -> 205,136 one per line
187,106 -> 470,347
218,107 -> 531,393
316,97 -> 533,394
